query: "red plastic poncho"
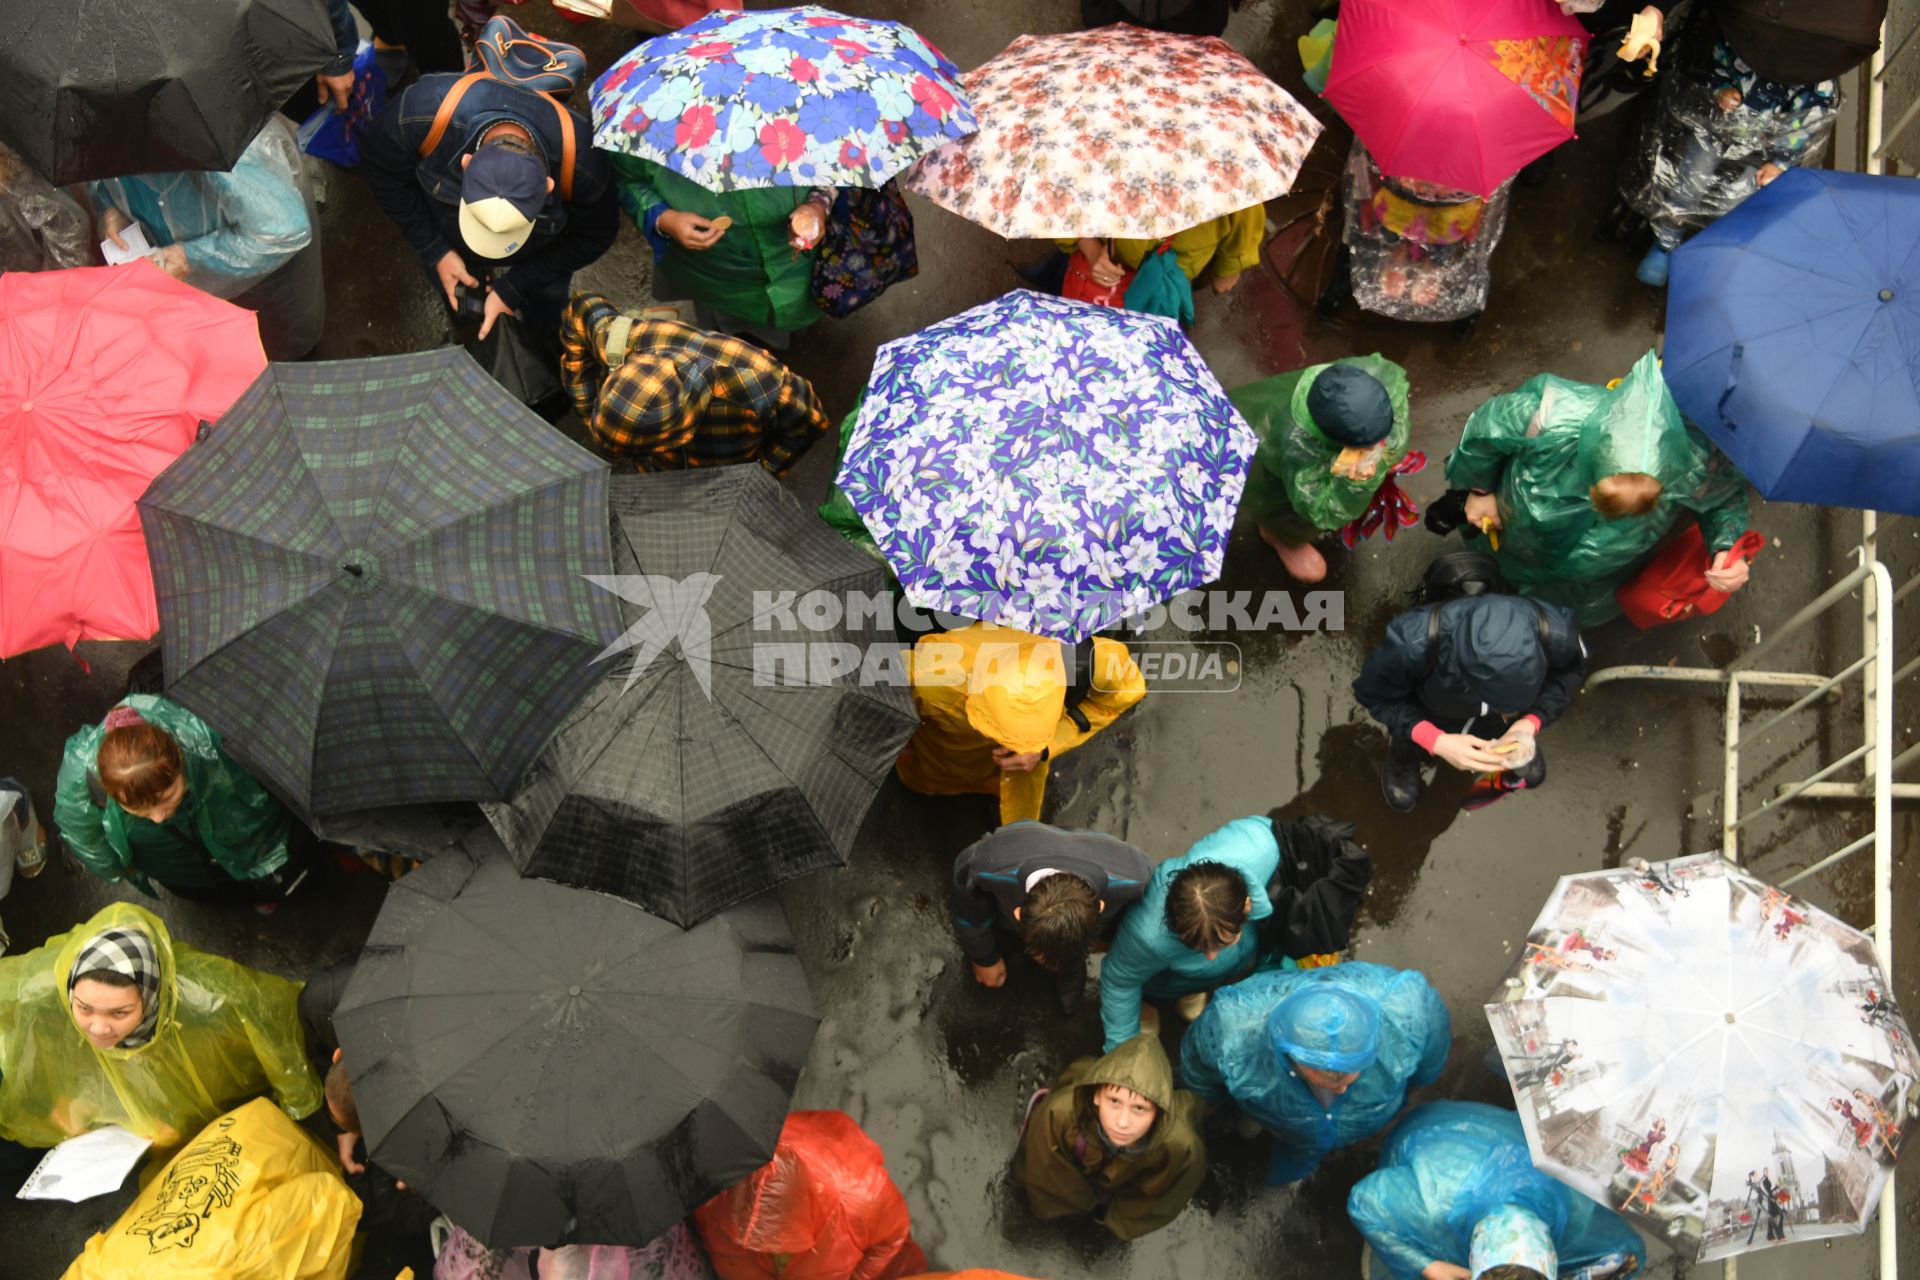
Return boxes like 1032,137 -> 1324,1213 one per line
692,1111 -> 926,1280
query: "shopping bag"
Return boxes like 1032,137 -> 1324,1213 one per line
297,41 -> 386,168
1616,525 -> 1765,627
809,182 -> 918,318
1061,249 -> 1134,307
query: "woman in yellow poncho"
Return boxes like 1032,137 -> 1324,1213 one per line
895,622 -> 1147,824
0,902 -> 319,1153
1061,204 -> 1267,295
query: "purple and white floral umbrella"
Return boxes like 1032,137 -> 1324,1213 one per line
835,290 -> 1256,642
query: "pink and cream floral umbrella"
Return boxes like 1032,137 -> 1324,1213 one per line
904,24 -> 1323,241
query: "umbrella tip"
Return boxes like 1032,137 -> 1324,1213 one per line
1880,288 -> 1895,302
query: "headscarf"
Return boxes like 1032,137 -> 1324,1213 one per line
1469,1203 -> 1558,1279
67,925 -> 162,1049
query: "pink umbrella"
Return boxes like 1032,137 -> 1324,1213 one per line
1325,0 -> 1587,197
0,262 -> 265,656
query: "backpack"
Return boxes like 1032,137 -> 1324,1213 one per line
417,16 -> 585,200
1415,548 -> 1507,606
1419,592 -> 1553,684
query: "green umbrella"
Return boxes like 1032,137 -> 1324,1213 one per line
138,350 -> 622,817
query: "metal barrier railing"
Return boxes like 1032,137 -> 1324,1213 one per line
1585,511 -> 1904,1278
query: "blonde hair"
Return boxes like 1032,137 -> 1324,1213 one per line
1590,472 -> 1663,518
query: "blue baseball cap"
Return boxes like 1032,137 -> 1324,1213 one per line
459,145 -> 548,259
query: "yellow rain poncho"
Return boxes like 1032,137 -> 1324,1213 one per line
894,622 -> 1146,824
1058,205 -> 1266,282
62,1097 -> 361,1280
0,902 -> 320,1150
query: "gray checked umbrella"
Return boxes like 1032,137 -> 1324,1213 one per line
336,837 -> 819,1249
483,466 -> 919,927
139,350 -> 622,817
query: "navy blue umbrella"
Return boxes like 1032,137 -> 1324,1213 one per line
1664,168 -> 1920,514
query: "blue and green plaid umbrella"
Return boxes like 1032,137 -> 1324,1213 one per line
138,351 -> 622,817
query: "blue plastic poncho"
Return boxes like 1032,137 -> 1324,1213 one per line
1098,816 -> 1278,1052
1178,962 -> 1450,1183
1349,1101 -> 1645,1280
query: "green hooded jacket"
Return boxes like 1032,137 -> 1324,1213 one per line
1021,1034 -> 1207,1240
1234,354 -> 1412,542
1445,349 -> 1750,626
54,695 -> 293,894
612,155 -> 821,333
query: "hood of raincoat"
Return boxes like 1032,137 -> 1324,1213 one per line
1305,364 -> 1396,447
1578,350 -> 1695,490
697,1110 -> 904,1260
1269,983 -> 1382,1073
961,626 -> 1068,756
58,902 -> 178,1059
1445,596 -> 1548,715
1073,1033 -> 1179,1152
1470,1202 -> 1558,1278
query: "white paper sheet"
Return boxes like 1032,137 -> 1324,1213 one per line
100,222 -> 154,267
16,1125 -> 152,1201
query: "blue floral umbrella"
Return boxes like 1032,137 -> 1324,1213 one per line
836,290 -> 1258,642
589,6 -> 974,192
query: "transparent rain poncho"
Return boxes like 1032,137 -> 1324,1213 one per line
0,143 -> 90,273
1340,140 -> 1513,323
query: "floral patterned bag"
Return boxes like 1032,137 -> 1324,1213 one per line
810,181 -> 919,318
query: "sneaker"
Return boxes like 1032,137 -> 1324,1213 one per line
1382,743 -> 1425,812
1176,990 -> 1209,1022
1635,245 -> 1671,287
1259,528 -> 1327,583
1052,954 -> 1088,1016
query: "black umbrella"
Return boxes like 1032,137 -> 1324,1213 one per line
335,837 -> 818,1249
139,350 -> 622,817
482,467 -> 919,927
0,0 -> 337,185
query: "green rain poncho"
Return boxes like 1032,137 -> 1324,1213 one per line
1445,349 -> 1750,626
0,902 -> 319,1150
1233,354 -> 1412,544
54,695 -> 293,894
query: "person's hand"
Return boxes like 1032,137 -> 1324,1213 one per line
478,288 -> 515,341
434,250 -> 478,310
1432,733 -> 1507,773
316,70 -> 355,112
992,746 -> 1046,773
1077,237 -> 1125,287
335,1131 -> 366,1175
1422,1263 -> 1472,1280
1756,163 -> 1784,186
100,207 -> 132,251
1706,548 -> 1752,592
1716,87 -> 1744,112
148,243 -> 190,280
971,959 -> 1008,988
788,202 -> 825,250
659,209 -> 725,251
1463,491 -> 1502,530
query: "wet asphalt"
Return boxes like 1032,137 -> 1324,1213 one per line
3,2 -> 1918,1277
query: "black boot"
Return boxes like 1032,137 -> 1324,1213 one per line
1052,953 -> 1088,1016
1382,735 -> 1426,812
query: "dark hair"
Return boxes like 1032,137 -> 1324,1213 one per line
325,1059 -> 360,1135
97,723 -> 183,810
1165,861 -> 1249,952
1478,1268 -> 1548,1280
1021,875 -> 1100,972
71,968 -> 139,990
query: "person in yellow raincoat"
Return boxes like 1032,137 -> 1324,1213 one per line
894,622 -> 1146,824
1061,204 -> 1266,294
0,902 -> 319,1153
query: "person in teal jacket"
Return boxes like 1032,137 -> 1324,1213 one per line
1097,815 -> 1279,1052
612,155 -> 826,348
1350,1101 -> 1645,1280
1179,962 -> 1451,1185
54,695 -> 304,908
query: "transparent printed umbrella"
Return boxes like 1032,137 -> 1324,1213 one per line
1487,855 -> 1917,1263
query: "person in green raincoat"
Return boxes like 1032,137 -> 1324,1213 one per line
1233,354 -> 1413,583
613,155 -> 826,348
54,695 -> 306,908
1020,1033 -> 1207,1240
0,901 -> 319,1153
1437,349 -> 1753,626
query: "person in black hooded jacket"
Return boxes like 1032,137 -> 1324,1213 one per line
1352,594 -> 1586,813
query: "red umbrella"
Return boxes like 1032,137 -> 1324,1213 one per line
0,262 -> 265,656
1325,0 -> 1587,197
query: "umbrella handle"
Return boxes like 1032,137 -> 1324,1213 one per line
1714,344 -> 1744,430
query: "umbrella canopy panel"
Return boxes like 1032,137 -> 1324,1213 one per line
336,840 -> 819,1249
0,0 -> 337,185
1486,854 -> 1919,1263
0,262 -> 265,657
140,350 -> 622,816
904,24 -> 1322,240
486,466 -> 919,928
1664,167 -> 1920,514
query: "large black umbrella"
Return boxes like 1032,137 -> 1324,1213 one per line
139,350 -> 622,817
482,467 -> 919,927
335,838 -> 818,1248
0,0 -> 337,185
